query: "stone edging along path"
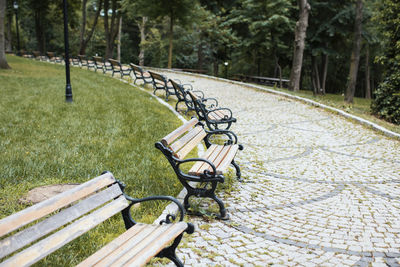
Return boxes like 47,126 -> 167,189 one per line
145,67 -> 400,141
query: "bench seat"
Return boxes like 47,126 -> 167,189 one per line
77,222 -> 188,266
189,144 -> 239,176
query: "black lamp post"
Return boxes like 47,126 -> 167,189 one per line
63,0 -> 72,102
224,61 -> 229,79
13,1 -> 20,55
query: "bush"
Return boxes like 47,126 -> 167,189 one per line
371,71 -> 400,124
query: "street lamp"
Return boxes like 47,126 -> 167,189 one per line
224,61 -> 229,79
13,1 -> 20,55
63,0 -> 72,102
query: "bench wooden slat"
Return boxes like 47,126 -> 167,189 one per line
0,173 -> 115,238
170,126 -> 203,153
209,145 -> 231,171
161,118 -> 198,146
99,223 -> 187,266
0,183 -> 123,259
176,130 -> 207,159
75,224 -> 148,267
124,222 -> 188,266
1,196 -> 129,267
188,145 -> 224,176
89,224 -> 157,266
188,144 -> 218,176
216,144 -> 239,173
207,112 -> 220,121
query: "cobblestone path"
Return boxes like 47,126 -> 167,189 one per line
156,72 -> 400,266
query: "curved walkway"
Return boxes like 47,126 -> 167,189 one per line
155,71 -> 400,266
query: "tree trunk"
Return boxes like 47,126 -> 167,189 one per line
5,12 -> 11,51
312,55 -> 321,95
167,12 -> 174,69
117,16 -> 121,61
345,0 -> 363,104
197,36 -> 203,70
79,0 -> 87,55
321,54 -> 328,94
34,9 -> 46,53
365,43 -> 371,99
138,16 -> 147,66
79,0 -> 102,55
104,0 -> 120,59
0,0 -> 10,69
289,0 -> 311,91
213,60 -> 218,76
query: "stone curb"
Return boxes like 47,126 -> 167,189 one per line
145,67 -> 400,140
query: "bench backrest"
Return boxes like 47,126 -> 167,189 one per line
187,91 -> 207,120
169,79 -> 185,101
93,56 -> 104,64
148,71 -> 167,85
108,58 -> 121,68
78,54 -> 87,62
0,172 -> 128,266
130,63 -> 145,77
161,118 -> 206,159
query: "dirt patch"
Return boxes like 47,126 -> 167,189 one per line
19,184 -> 80,204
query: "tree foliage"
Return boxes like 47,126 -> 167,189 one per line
371,0 -> 400,124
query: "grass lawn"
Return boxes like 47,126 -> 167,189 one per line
0,56 -> 184,265
266,86 -> 400,134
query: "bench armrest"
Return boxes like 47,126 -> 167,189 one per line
204,129 -> 242,148
177,158 -> 224,183
201,97 -> 218,108
181,83 -> 193,90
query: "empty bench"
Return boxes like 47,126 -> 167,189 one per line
169,79 -> 218,114
108,59 -> 132,78
187,91 -> 236,130
0,172 -> 194,266
155,118 -> 243,220
130,63 -> 153,85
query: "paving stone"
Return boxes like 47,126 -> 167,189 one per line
151,71 -> 400,266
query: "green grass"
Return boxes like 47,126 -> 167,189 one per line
265,85 -> 400,134
0,56 -> 184,265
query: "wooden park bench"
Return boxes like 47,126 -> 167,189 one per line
19,50 -> 33,59
0,172 -> 194,267
46,52 -> 63,64
77,54 -> 95,70
93,56 -> 111,74
169,79 -> 218,114
148,71 -> 178,101
130,63 -> 153,85
108,59 -> 132,78
32,51 -> 46,61
155,118 -> 243,220
187,91 -> 236,131
68,55 -> 81,66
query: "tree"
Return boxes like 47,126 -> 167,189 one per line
371,0 -> 400,124
103,0 -> 121,59
289,0 -> 311,91
0,0 -> 10,69
79,0 -> 102,55
345,0 -> 363,104
131,0 -> 197,69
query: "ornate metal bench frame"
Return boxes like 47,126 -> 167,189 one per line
155,121 -> 243,220
188,91 -> 237,130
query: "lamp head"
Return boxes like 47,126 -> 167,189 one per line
13,1 -> 18,9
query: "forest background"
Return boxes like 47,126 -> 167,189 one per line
1,0 -> 399,124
